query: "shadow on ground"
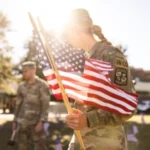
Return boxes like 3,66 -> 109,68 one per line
1,118 -> 150,150
0,121 -> 17,150
0,120 -> 73,150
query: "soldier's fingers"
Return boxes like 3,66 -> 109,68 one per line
67,118 -> 78,124
68,125 -> 75,130
68,120 -> 81,129
72,108 -> 83,115
67,123 -> 79,130
66,118 -> 79,125
66,114 -> 76,120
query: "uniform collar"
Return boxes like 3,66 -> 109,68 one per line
25,76 -> 39,85
88,41 -> 103,57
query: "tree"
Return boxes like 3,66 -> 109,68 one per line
0,12 -> 17,95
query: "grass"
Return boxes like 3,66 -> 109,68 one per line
128,114 -> 150,124
0,114 -> 150,150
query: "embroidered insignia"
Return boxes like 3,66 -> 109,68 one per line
115,57 -> 128,67
114,68 -> 128,85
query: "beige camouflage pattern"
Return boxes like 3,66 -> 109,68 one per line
89,42 -> 135,94
13,76 -> 50,150
14,76 -> 50,125
17,124 -> 47,150
68,42 -> 136,150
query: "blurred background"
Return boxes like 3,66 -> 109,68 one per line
0,0 -> 150,150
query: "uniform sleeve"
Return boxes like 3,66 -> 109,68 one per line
103,48 -> 135,93
102,48 -> 137,120
86,108 -> 123,128
39,81 -> 50,122
86,47 -> 137,128
13,85 -> 23,122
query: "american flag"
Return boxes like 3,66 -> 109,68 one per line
34,34 -> 138,116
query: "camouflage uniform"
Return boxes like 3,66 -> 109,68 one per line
68,42 -> 136,150
13,74 -> 50,150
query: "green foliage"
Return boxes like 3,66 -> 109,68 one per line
0,12 -> 12,78
0,13 -> 10,29
0,12 -> 18,95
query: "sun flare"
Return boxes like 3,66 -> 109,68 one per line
29,2 -> 75,36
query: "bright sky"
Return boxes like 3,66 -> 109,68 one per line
0,0 -> 150,70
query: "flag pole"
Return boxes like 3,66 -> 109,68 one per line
28,12 -> 85,150
28,13 -> 54,72
37,17 -> 86,150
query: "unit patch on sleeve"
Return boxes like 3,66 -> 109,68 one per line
114,68 -> 128,85
115,57 -> 128,67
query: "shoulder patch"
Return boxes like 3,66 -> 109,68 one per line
114,68 -> 128,85
115,57 -> 128,68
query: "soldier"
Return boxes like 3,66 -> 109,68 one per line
62,9 -> 137,150
12,61 -> 50,150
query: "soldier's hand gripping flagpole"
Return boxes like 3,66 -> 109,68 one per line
28,12 -> 85,150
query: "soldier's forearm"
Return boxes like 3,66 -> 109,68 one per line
39,96 -> 50,122
39,109 -> 49,122
13,109 -> 19,122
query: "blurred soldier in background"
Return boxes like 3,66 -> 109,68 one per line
62,9 -> 136,150
12,61 -> 50,150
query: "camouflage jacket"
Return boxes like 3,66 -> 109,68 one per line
69,42 -> 136,150
13,76 -> 50,126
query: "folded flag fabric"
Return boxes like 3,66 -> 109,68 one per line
34,33 -> 138,116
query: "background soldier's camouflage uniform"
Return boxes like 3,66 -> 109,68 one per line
14,76 -> 50,150
68,42 -> 136,150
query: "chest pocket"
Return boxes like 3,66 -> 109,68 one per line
21,83 -> 41,105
